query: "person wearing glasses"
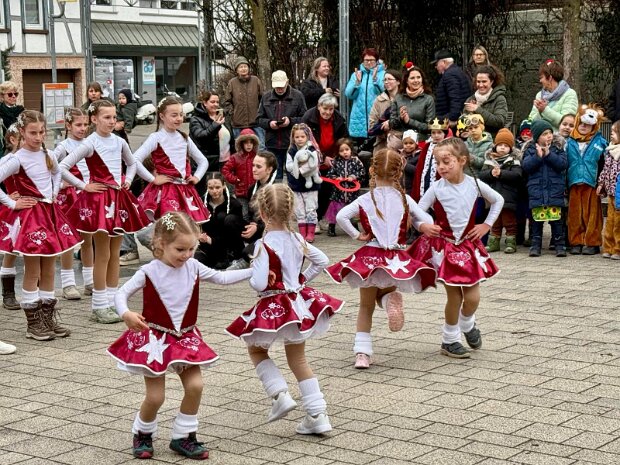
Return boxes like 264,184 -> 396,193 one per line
465,46 -> 491,88
0,82 -> 25,155
368,69 -> 401,154
344,48 -> 385,140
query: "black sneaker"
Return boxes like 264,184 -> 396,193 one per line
529,246 -> 541,257
169,432 -> 209,460
133,432 -> 154,459
570,245 -> 582,255
463,326 -> 482,350
555,247 -> 567,257
582,246 -> 599,255
440,342 -> 471,359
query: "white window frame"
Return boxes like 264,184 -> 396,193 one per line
22,0 -> 46,31
0,1 -> 7,30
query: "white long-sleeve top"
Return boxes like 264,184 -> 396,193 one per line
59,132 -> 148,190
414,176 -> 504,243
132,129 -> 208,183
250,231 -> 328,292
336,187 -> 434,248
0,148 -> 61,209
51,137 -> 90,183
114,258 -> 251,330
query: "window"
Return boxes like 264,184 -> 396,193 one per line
160,0 -> 177,8
0,2 -> 5,30
94,0 -> 112,5
22,0 -> 45,29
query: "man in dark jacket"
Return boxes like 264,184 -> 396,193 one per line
257,70 -> 307,179
432,49 -> 472,128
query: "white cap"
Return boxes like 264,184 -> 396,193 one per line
402,129 -> 419,143
271,70 -> 288,88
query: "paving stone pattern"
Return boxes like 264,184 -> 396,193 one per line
0,125 -> 618,464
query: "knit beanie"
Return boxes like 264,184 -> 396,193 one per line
233,56 -> 249,72
531,120 -> 553,142
494,128 -> 514,149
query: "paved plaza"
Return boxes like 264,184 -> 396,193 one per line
1,125 -> 619,464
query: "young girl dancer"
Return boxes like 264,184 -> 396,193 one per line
327,149 -> 436,368
409,138 -> 504,358
324,138 -> 365,237
0,111 -> 82,340
60,99 -> 151,324
226,184 -> 343,434
52,107 -> 94,300
107,212 -> 252,460
134,96 -> 210,224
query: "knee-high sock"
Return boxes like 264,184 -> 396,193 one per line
21,289 -> 39,304
82,266 -> 94,286
171,412 -> 199,439
298,377 -> 327,416
458,312 -> 475,333
60,269 -> 76,288
442,323 -> 461,344
132,412 -> 158,435
255,358 -> 288,398
353,332 -> 373,356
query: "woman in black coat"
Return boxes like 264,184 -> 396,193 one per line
300,57 -> 340,110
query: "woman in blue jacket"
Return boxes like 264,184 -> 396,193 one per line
344,48 -> 385,140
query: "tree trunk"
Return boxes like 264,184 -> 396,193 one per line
563,0 -> 580,92
247,0 -> 271,88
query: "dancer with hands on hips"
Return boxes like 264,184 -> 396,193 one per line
326,148 -> 437,369
409,138 -> 503,359
226,184 -> 343,435
107,212 -> 252,460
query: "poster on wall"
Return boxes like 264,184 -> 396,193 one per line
42,83 -> 74,129
143,57 -> 156,85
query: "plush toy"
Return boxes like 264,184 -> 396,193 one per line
291,147 -> 323,189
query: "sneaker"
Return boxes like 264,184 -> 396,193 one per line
463,326 -> 482,350
382,291 -> 404,332
169,432 -> 209,460
440,342 -> 471,359
555,247 -> 567,257
582,246 -> 599,255
0,340 -> 16,355
354,353 -> 371,369
84,283 -> 93,296
602,252 -> 612,259
226,258 -> 249,270
612,254 -> 620,260
314,223 -> 322,235
132,431 -> 154,459
570,245 -> 583,255
268,391 -> 297,422
90,307 -> 122,324
62,285 -> 82,300
296,413 -> 332,435
120,251 -> 140,266
529,246 -> 541,257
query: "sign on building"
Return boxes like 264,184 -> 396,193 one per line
43,83 -> 74,129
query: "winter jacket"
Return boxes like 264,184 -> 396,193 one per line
300,76 -> 339,110
302,106 -> 348,158
566,132 -> 608,188
190,102 -> 235,172
368,92 -> 393,151
326,156 -> 365,204
389,92 -> 435,133
521,138 -> 568,208
435,64 -> 472,122
598,145 -> 620,198
466,133 -> 494,174
224,75 -> 264,128
201,191 -> 244,248
344,63 -> 385,138
222,150 -> 256,199
465,85 -> 508,137
478,149 -> 523,210
118,102 -> 138,133
402,151 -> 419,194
607,78 -> 620,123
257,86 -> 307,150
527,87 -> 579,131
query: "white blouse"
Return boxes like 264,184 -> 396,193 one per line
52,137 -> 90,183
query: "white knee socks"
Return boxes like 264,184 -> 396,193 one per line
298,377 -> 326,416
39,290 -> 55,301
82,266 -> 94,286
132,413 -> 158,435
60,269 -> 76,288
353,332 -> 373,356
107,287 -> 118,307
0,267 -> 16,276
256,359 -> 288,398
459,312 -> 475,333
21,289 -> 39,304
171,412 -> 199,439
442,323 -> 461,344
92,289 -> 108,310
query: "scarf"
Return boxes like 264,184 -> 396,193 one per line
406,87 -> 424,100
570,126 -> 596,143
608,143 -> 620,162
540,79 -> 570,103
474,89 -> 491,105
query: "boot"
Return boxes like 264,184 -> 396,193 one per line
22,301 -> 56,341
305,224 -> 316,243
327,224 -> 336,237
2,276 -> 20,310
504,236 -> 517,254
485,235 -> 500,253
529,237 -> 542,257
298,223 -> 307,239
41,298 -> 71,337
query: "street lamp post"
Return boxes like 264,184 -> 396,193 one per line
339,0 -> 350,121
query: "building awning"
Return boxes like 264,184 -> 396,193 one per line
92,21 -> 200,54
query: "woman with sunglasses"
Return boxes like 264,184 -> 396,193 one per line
0,82 -> 25,154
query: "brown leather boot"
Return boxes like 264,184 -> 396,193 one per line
41,298 -> 71,337
2,275 -> 20,310
22,301 -> 56,341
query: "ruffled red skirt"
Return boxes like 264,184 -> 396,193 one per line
55,186 -> 80,215
138,183 -> 210,224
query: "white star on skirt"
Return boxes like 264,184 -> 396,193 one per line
185,196 -> 199,211
384,255 -> 411,274
475,248 -> 489,272
3,218 -> 21,245
430,248 -> 444,269
135,331 -> 170,365
105,201 -> 116,219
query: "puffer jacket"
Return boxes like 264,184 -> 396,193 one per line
435,64 -> 471,122
222,150 -> 256,199
466,132 -> 494,174
521,138 -> 567,208
257,86 -> 307,150
344,63 -> 385,138
389,92 -> 435,133
189,102 -> 235,171
478,148 -> 523,210
466,85 -> 508,137
566,132 -> 608,188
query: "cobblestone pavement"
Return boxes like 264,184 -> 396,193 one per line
0,125 -> 619,464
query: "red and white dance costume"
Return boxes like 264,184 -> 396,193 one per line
52,138 -> 90,215
408,177 -> 503,286
59,132 -> 151,236
226,231 -> 343,420
107,258 -> 251,436
134,129 -> 210,223
327,187 -> 437,293
0,149 -> 82,257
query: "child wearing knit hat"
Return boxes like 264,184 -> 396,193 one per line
479,128 -> 523,253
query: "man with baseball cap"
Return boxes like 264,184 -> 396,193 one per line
432,49 -> 472,129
